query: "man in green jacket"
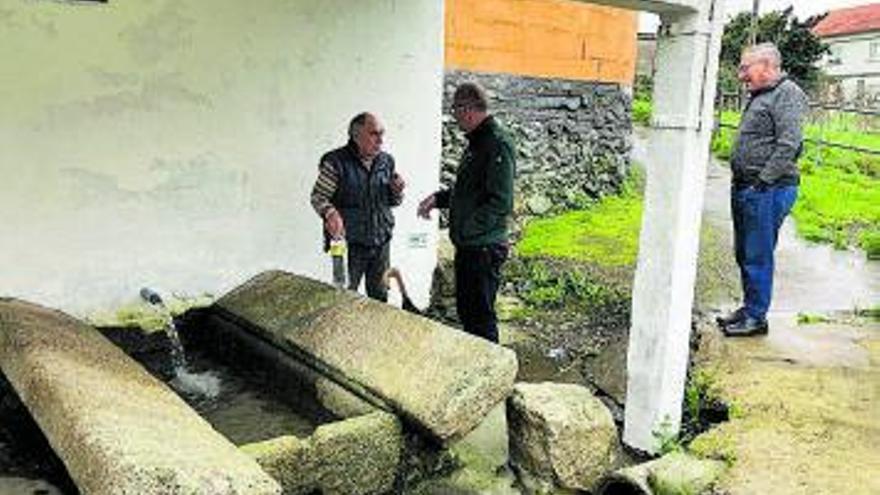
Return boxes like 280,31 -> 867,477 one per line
418,82 -> 515,343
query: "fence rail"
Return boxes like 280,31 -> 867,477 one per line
715,92 -> 880,160
716,122 -> 880,156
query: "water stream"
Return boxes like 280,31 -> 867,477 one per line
139,288 -> 221,400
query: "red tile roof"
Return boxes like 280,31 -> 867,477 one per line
813,4 -> 880,38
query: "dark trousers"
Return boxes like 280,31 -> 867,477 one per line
348,242 -> 390,302
454,244 -> 508,343
731,185 -> 798,320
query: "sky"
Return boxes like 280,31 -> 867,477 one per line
639,0 -> 874,32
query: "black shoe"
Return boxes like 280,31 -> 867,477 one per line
716,308 -> 746,329
722,316 -> 768,337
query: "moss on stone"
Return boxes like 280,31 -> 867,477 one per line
85,294 -> 214,332
243,411 -> 402,495
688,320 -> 880,494
647,453 -> 726,495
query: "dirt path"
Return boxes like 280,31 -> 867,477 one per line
636,130 -> 880,494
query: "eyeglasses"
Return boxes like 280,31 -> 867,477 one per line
738,60 -> 767,73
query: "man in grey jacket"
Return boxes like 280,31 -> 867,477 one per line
717,43 -> 809,336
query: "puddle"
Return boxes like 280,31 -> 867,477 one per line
509,342 -> 587,385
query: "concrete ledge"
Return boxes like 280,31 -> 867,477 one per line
243,411 -> 402,495
0,299 -> 281,495
216,270 -> 518,442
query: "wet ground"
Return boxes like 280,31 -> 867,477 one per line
698,153 -> 880,314
634,129 -> 880,495
697,159 -> 880,494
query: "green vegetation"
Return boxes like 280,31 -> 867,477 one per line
712,111 -> 880,258
504,170 -> 642,321
857,305 -> 880,320
684,369 -> 722,433
517,170 -> 644,267
86,293 -> 214,332
719,9 -> 828,93
504,258 -> 625,313
632,97 -> 652,127
653,417 -> 686,456
796,312 -> 831,325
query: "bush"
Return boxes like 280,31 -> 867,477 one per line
859,230 -> 880,259
504,258 -> 623,311
632,98 -> 653,127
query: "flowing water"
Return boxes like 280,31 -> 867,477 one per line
170,349 -> 326,445
139,288 -> 222,401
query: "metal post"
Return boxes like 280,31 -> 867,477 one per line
749,0 -> 760,46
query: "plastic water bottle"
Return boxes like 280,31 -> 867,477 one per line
329,238 -> 347,289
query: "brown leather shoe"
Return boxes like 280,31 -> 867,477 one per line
722,316 -> 768,337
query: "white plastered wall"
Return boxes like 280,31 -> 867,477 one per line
0,0 -> 444,314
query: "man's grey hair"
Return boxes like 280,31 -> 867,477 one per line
348,112 -> 372,140
745,42 -> 782,69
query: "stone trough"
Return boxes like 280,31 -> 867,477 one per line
0,270 -> 518,494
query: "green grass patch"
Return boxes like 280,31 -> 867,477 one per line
632,97 -> 652,126
504,258 -> 622,310
712,110 -> 880,257
796,312 -> 831,325
792,164 -> 880,253
517,197 -> 642,266
517,171 -> 644,267
856,305 -> 880,320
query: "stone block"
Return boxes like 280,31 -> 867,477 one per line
596,452 -> 726,495
0,299 -> 280,495
507,382 -> 621,492
216,270 -> 518,443
243,411 -> 402,495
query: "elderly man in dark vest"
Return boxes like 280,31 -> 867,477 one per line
310,112 -> 405,302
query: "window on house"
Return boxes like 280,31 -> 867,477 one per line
870,41 -> 880,61
828,45 -> 843,65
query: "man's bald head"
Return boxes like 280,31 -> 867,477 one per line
349,112 -> 385,160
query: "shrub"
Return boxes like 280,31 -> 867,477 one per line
632,98 -> 653,127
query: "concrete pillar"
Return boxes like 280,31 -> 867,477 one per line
623,0 -> 724,452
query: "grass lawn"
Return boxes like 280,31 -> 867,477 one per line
711,109 -> 880,258
517,194 -> 642,267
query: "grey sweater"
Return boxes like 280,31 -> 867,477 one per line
731,77 -> 809,188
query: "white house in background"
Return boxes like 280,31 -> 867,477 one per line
814,3 -> 880,104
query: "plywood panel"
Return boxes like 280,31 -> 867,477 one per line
446,0 -> 637,84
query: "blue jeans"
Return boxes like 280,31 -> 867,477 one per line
731,185 -> 798,320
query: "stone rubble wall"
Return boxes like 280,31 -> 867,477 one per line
443,70 -> 633,219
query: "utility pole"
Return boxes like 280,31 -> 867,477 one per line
749,0 -> 761,46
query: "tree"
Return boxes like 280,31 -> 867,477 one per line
719,8 -> 829,94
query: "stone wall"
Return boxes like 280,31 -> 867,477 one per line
443,70 -> 633,220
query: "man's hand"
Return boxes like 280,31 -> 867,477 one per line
417,193 -> 436,219
324,208 -> 345,239
390,172 -> 406,195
